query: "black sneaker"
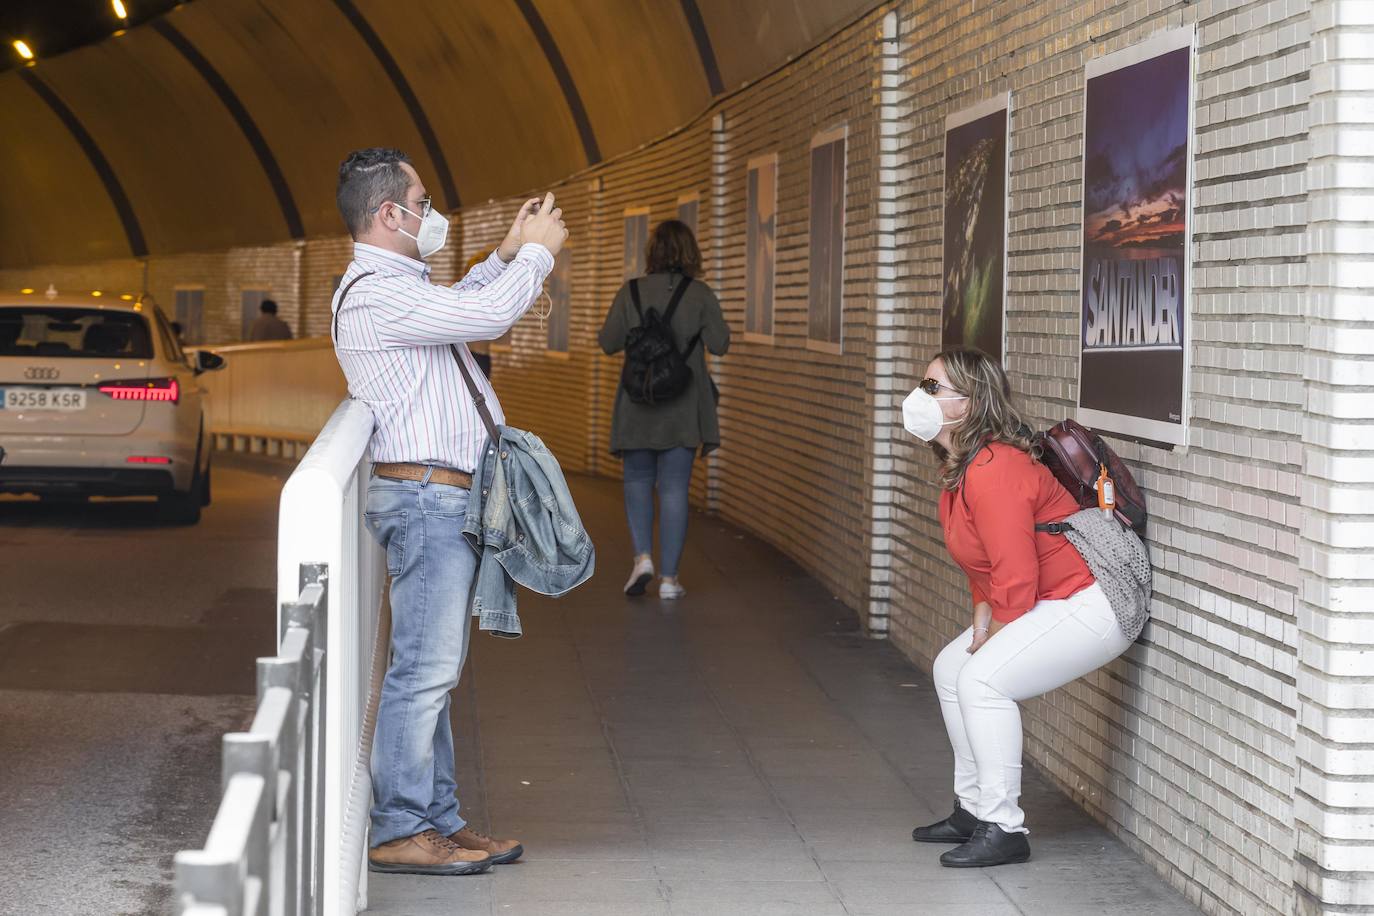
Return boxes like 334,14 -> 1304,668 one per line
939,823 -> 1031,868
912,801 -> 981,844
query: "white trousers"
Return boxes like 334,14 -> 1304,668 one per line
932,582 -> 1131,833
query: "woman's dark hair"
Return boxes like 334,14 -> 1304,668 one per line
646,220 -> 702,278
930,347 -> 1039,490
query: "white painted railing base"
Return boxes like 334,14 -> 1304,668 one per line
277,399 -> 384,914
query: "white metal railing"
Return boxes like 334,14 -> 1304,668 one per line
174,565 -> 328,916
176,399 -> 385,915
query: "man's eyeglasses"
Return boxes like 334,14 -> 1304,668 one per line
919,378 -> 956,396
372,195 -> 433,219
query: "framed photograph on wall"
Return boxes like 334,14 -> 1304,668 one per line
942,95 -> 1009,361
677,193 -> 700,238
745,153 -> 778,341
623,207 -> 650,280
1078,27 -> 1194,447
546,246 -> 572,354
239,287 -> 269,341
808,126 -> 847,354
174,287 -> 205,345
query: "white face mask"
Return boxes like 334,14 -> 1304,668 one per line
394,202 -> 449,259
902,386 -> 968,441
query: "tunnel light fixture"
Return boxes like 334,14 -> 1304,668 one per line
91,290 -> 103,297
112,0 -> 129,20
13,40 -> 34,61
120,293 -> 134,301
20,287 -> 34,294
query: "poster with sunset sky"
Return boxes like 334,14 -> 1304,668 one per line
1079,29 -> 1193,446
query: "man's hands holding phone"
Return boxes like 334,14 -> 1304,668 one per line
523,192 -> 567,256
500,192 -> 567,260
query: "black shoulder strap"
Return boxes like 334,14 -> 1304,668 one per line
449,344 -> 501,446
628,279 -> 644,322
662,275 -> 692,324
332,271 -> 375,343
667,276 -> 700,357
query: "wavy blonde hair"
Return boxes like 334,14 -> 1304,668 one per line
931,348 -> 1039,491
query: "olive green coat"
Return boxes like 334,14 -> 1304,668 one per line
598,272 -> 730,456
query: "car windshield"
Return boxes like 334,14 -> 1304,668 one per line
0,307 -> 153,359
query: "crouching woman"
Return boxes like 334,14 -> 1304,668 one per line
904,348 -> 1134,867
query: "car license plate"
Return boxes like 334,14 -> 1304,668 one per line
0,387 -> 88,411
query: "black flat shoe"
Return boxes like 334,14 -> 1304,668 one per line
939,823 -> 1030,867
912,801 -> 981,844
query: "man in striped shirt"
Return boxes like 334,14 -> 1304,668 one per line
332,147 -> 566,877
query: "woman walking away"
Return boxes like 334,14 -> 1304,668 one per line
599,219 -> 729,600
904,348 -> 1134,868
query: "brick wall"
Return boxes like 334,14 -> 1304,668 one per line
301,236 -> 354,339
1294,1 -> 1374,910
2,1 -> 1368,910
879,0 -> 1319,913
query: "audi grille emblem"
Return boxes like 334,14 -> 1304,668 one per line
24,367 -> 60,381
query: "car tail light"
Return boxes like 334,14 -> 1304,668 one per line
98,377 -> 179,403
126,456 -> 173,464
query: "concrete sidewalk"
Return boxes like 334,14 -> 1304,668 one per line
369,476 -> 1201,916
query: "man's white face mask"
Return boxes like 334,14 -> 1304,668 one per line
393,201 -> 449,259
902,381 -> 968,441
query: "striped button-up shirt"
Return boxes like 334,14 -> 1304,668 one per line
332,241 -> 553,471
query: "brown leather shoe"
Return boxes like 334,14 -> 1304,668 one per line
368,829 -> 493,876
449,826 -> 524,865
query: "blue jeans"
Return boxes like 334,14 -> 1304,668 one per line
364,474 -> 477,846
622,448 -> 695,577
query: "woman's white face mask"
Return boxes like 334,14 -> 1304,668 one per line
902,385 -> 968,441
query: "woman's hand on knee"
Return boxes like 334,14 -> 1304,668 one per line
967,603 -> 1003,654
968,602 -> 992,654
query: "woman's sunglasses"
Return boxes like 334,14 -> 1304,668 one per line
919,378 -> 956,396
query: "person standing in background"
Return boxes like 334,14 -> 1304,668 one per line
248,299 -> 292,341
598,220 -> 729,600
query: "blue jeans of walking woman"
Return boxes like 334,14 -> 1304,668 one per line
364,474 -> 477,846
622,447 -> 695,577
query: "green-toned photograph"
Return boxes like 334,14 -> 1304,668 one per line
941,98 -> 1008,360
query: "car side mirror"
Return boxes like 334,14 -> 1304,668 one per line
194,350 -> 226,374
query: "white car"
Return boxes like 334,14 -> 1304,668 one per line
0,291 -> 225,523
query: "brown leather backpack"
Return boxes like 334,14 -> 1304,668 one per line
1036,419 -> 1148,534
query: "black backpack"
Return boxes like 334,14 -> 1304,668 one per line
620,276 -> 701,405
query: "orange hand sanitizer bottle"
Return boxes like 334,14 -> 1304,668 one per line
1096,463 -> 1115,518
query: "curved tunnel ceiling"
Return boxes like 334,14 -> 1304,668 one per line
0,0 -> 881,271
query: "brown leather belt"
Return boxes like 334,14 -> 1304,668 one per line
373,462 -> 473,490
